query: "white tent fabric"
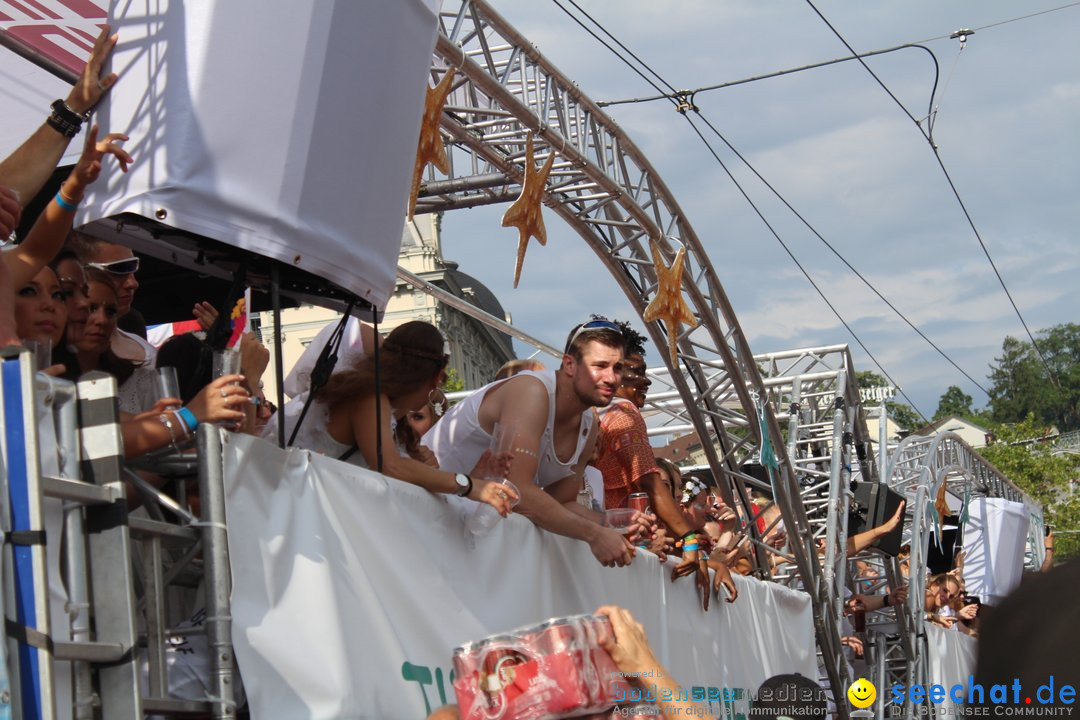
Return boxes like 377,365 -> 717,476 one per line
924,622 -> 977,717
962,497 -> 1030,605
2,0 -> 439,310
222,433 -> 820,719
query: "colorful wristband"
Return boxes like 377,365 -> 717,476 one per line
176,406 -> 199,433
54,191 -> 78,212
683,544 -> 700,552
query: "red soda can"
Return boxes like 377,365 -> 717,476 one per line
629,492 -> 650,514
479,637 -> 529,692
538,618 -> 578,655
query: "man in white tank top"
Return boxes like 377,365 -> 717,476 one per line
424,320 -> 636,567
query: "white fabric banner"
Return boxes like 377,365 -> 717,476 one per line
961,497 -> 1029,605
77,0 -> 439,309
924,622 -> 977,716
222,435 -> 819,720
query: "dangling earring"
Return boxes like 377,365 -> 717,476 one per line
429,388 -> 446,416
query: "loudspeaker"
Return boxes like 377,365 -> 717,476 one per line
848,482 -> 905,557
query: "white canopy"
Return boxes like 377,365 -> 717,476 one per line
2,0 -> 439,312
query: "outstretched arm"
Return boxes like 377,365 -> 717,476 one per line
5,125 -> 132,287
847,500 -> 905,555
596,605 -> 716,720
0,27 -> 119,202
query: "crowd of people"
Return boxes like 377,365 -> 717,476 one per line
3,24 -> 1050,720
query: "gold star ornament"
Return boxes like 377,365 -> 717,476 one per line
501,132 -> 555,288
408,67 -> 456,220
642,240 -> 699,366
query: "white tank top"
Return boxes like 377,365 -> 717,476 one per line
424,370 -> 593,488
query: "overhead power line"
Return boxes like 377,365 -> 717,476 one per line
548,0 -> 991,416
598,43 -> 938,109
803,0 -> 1062,391
598,1 -> 1080,108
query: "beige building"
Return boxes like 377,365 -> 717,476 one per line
257,214 -> 514,401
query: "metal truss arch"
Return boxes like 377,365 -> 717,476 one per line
423,1 -> 851,711
869,431 -> 1044,720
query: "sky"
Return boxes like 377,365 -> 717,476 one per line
433,0 -> 1080,421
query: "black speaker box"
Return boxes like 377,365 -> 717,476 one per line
848,482 -> 906,557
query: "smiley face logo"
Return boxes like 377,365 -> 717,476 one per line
847,678 -> 877,708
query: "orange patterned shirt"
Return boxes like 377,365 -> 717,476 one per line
594,398 -> 661,510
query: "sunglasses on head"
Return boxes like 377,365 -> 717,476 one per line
86,257 -> 140,275
565,319 -> 622,353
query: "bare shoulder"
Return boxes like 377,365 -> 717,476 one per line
481,373 -> 549,427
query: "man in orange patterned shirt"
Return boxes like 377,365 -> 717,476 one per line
593,323 -> 722,609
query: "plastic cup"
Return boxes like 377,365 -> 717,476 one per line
20,338 -> 51,371
485,421 -> 518,480
212,348 -> 241,378
602,508 -> 636,535
466,479 -> 520,536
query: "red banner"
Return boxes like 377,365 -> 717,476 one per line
0,0 -> 107,76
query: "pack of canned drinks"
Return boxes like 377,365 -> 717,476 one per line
452,613 -> 660,719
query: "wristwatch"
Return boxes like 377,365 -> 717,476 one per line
454,473 -> 473,497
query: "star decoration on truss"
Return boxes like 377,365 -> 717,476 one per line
501,132 -> 556,288
642,239 -> 699,367
408,66 -> 456,221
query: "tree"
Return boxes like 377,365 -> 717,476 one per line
855,370 -> 925,432
988,323 -> 1080,432
934,385 -> 973,421
977,414 -> 1080,561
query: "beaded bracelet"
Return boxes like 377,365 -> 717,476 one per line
159,413 -> 181,453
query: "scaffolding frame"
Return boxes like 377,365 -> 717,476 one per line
0,348 -> 236,719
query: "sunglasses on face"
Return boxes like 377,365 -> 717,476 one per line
565,319 -> 622,353
86,257 -> 140,275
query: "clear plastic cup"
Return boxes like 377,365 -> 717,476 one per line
466,479 -> 520,536
20,338 -> 51,371
602,508 -> 636,534
212,348 -> 241,378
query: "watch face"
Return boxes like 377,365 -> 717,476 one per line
455,474 -> 469,495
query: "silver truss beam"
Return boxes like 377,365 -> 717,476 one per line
426,3 -> 849,710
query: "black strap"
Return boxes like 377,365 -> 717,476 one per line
338,446 -> 358,462
287,300 -> 355,448
5,618 -> 54,652
4,530 -> 46,546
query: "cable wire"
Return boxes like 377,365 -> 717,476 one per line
681,112 -> 929,422
913,1 -> 1080,43
804,0 -> 1061,390
599,43 -> 937,109
548,0 -> 986,415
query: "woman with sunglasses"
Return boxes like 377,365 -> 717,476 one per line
265,321 -> 516,515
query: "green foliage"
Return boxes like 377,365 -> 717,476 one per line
976,414 -> 1080,560
443,368 -> 465,394
855,371 -> 924,432
934,385 -> 973,421
989,323 -> 1080,431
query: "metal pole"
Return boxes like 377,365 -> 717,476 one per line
196,424 -> 236,719
196,425 -> 236,716
879,399 -> 888,482
271,265 -> 286,449
46,376 -> 95,719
